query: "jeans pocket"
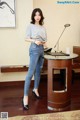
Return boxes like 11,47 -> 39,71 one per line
31,43 -> 37,49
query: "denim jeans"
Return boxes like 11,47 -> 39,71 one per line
24,43 -> 44,96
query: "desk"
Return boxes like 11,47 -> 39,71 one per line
44,53 -> 78,111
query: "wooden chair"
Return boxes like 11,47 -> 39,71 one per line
72,46 -> 80,69
72,46 -> 80,83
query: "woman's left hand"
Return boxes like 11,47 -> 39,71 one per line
40,41 -> 46,45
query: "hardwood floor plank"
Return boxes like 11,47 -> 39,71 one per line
0,77 -> 80,117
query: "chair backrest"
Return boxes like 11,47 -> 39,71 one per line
73,46 -> 80,63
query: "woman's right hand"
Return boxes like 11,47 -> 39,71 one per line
35,40 -> 43,45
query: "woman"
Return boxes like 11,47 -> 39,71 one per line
22,8 -> 47,110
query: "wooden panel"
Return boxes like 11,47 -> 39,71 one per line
47,59 -> 72,111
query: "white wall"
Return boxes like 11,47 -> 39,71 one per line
0,0 -> 80,82
33,0 -> 80,52
0,0 -> 33,66
0,0 -> 80,66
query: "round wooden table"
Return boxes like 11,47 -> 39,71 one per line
44,53 -> 78,111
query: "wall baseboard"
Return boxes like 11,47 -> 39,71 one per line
0,73 -> 80,88
1,66 -> 28,73
1,60 -> 47,73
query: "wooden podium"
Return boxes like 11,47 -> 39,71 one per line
44,53 -> 78,111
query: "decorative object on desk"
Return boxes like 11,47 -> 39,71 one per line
66,47 -> 71,55
0,0 -> 16,27
54,23 -> 70,52
44,47 -> 52,53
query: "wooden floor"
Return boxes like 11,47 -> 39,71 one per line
0,75 -> 80,117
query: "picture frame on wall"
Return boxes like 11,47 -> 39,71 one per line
0,0 -> 16,28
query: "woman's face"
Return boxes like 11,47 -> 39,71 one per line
34,11 -> 41,23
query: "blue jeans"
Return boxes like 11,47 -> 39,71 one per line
24,43 -> 44,96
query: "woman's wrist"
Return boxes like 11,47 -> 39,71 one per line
32,39 -> 36,43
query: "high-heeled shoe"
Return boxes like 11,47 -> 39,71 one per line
32,90 -> 42,99
22,97 -> 29,110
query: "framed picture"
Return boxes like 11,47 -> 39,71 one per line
0,0 -> 16,28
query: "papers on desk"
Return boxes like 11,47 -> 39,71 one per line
44,51 -> 70,56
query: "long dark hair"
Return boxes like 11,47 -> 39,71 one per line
30,8 -> 44,25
